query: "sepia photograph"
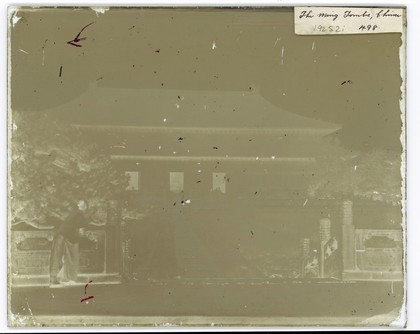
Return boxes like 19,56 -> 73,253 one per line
7,4 -> 406,328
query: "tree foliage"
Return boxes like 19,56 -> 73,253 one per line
308,138 -> 402,205
10,111 -> 129,226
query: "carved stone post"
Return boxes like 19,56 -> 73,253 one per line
342,200 -> 356,272
300,237 -> 310,277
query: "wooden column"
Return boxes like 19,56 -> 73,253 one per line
319,218 -> 331,278
106,200 -> 122,274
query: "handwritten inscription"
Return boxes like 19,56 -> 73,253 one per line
295,7 -> 404,35
313,25 -> 345,33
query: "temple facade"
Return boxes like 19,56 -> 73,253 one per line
10,86 -> 403,284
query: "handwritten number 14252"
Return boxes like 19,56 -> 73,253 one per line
313,25 -> 345,33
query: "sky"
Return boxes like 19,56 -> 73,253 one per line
9,7 -> 403,151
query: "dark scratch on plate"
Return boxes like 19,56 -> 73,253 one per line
67,22 -> 95,47
80,296 -> 94,303
84,279 -> 93,295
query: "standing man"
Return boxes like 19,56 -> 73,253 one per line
49,199 -> 89,286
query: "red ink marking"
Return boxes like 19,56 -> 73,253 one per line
81,280 -> 94,302
84,279 -> 93,295
80,296 -> 94,303
67,22 -> 95,47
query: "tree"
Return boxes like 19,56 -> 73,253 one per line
308,138 -> 402,206
10,111 -> 130,227
307,137 -> 402,274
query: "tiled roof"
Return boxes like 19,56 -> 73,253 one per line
46,86 -> 341,136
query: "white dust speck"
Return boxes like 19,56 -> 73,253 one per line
160,322 -> 178,327
354,165 -> 357,171
12,122 -> 18,131
198,170 -> 201,173
163,118 -> 167,122
271,156 -> 275,159
175,103 -> 180,109
274,37 -> 281,47
256,157 -> 259,160
26,301 -> 33,316
19,49 -> 29,54
303,199 -> 308,207
185,199 -> 191,204
158,145 -> 162,150
173,151 -> 177,155
11,12 -> 21,27
91,7 -> 109,16
312,41 -> 316,51
280,47 -> 285,65
212,41 -> 217,50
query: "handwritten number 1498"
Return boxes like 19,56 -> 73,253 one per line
359,25 -> 378,31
